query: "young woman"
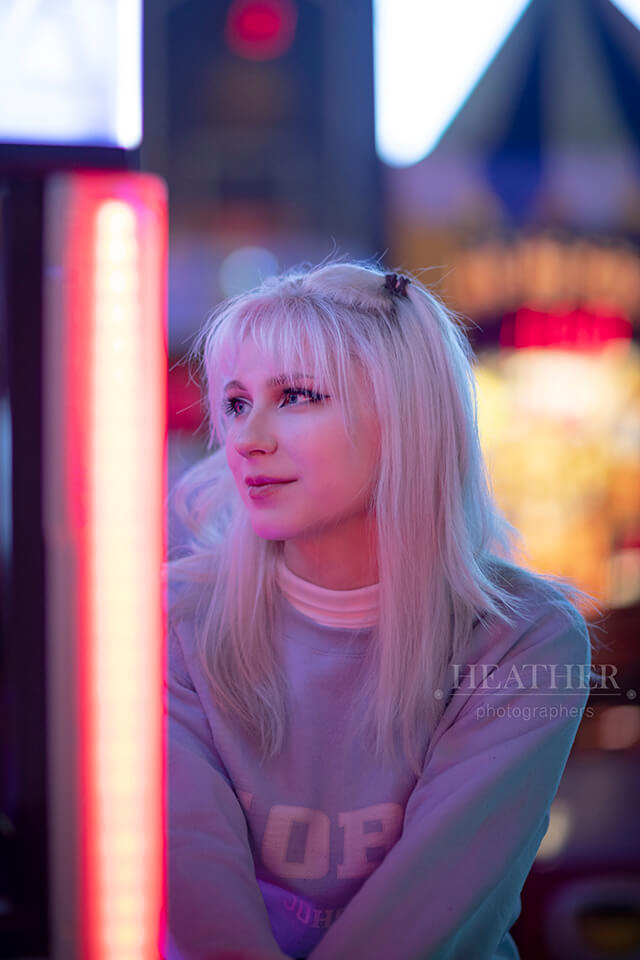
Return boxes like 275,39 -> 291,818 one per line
164,262 -> 594,960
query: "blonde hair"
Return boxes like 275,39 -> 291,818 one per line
169,260 -> 589,776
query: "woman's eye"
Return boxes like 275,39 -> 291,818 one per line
223,397 -> 247,417
282,389 -> 305,406
222,388 -> 327,418
281,388 -> 327,407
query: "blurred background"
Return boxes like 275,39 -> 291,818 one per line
1,0 -> 640,958
160,4 -> 640,951
159,1 -> 640,957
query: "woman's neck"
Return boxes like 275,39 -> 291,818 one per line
283,515 -> 379,589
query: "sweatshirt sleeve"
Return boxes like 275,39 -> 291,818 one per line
164,624 -> 290,960
306,599 -> 591,960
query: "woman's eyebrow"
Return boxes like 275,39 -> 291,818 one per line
223,373 -> 314,392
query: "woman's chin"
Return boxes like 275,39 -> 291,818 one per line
250,520 -> 296,541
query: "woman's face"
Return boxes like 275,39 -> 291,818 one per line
223,337 -> 380,543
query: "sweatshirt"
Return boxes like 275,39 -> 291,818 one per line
163,565 -> 591,960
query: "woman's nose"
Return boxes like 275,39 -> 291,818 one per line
233,412 -> 277,456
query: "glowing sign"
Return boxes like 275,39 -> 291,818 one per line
0,0 -> 141,149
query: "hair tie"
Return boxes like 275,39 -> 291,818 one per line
384,272 -> 410,299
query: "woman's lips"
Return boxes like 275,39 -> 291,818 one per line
247,480 -> 296,500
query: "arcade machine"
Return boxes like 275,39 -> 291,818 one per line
0,4 -> 167,959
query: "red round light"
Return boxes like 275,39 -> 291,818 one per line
225,0 -> 297,61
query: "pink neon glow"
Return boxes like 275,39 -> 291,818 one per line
500,304 -> 633,350
225,0 -> 297,60
64,171 -> 167,959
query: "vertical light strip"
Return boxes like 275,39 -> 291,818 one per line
44,172 -> 166,960
116,0 -> 143,148
84,179 -> 166,959
91,200 -> 145,956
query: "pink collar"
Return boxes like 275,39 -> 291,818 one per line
276,558 -> 379,628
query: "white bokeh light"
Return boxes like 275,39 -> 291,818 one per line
0,0 -> 141,148
373,0 -> 532,167
610,0 -> 640,27
374,0 -> 640,168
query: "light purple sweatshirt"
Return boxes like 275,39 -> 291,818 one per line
163,576 -> 590,960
